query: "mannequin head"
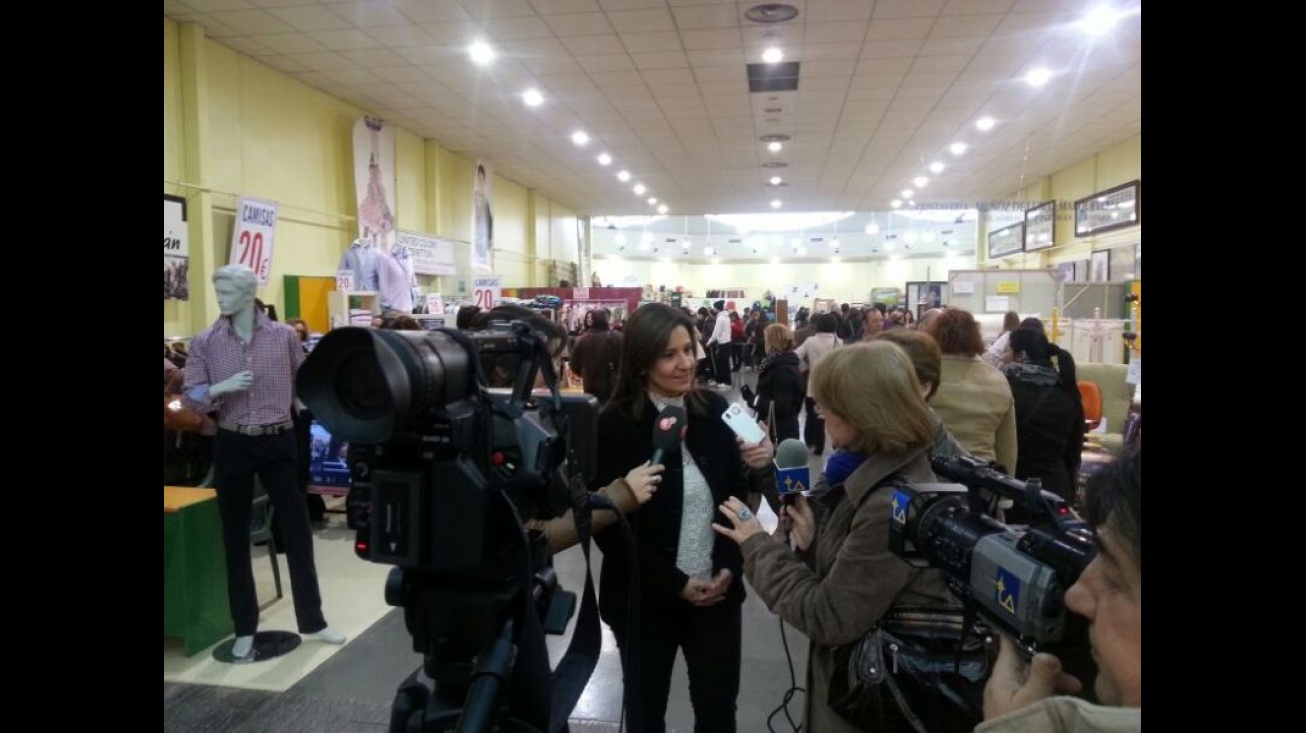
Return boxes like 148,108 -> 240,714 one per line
212,264 -> 258,318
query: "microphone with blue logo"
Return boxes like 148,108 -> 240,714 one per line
773,438 -> 811,502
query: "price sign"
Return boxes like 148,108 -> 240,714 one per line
472,275 -> 501,310
229,196 -> 279,285
336,270 -> 355,292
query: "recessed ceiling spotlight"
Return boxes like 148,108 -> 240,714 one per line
762,48 -> 784,63
571,131 -> 590,146
1025,68 -> 1052,87
949,143 -> 967,156
762,162 -> 789,169
657,204 -> 669,214
1078,6 -> 1121,36
633,183 -> 646,195
913,176 -> 928,188
597,152 -> 612,165
891,199 -> 902,208
900,189 -> 914,199
771,199 -> 782,208
767,141 -> 783,152
976,116 -> 995,131
647,197 -> 658,205
617,170 -> 631,182
704,246 -> 715,256
521,88 -> 544,107
864,222 -> 879,235
769,176 -> 782,185
468,41 -> 495,65
929,161 -> 945,174
745,3 -> 800,23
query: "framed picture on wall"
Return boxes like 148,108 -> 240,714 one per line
988,222 -> 1025,259
1053,261 -> 1075,283
1090,250 -> 1111,282
1075,180 -> 1141,237
1023,201 -> 1056,252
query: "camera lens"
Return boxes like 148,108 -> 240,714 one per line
335,350 -> 391,418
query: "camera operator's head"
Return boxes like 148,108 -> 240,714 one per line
464,304 -> 567,389
1068,444 -> 1141,707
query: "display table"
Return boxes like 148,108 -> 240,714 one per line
164,486 -> 231,656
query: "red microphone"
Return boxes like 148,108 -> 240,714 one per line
650,405 -> 686,466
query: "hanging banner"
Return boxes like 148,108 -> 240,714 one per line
229,196 -> 279,286
472,160 -> 494,272
398,230 -> 457,276
164,194 -> 190,301
353,116 -> 397,252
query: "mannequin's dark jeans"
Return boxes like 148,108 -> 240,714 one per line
213,429 -> 327,636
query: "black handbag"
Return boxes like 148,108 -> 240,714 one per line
828,606 -> 993,733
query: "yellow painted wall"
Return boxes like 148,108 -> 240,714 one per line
980,135 -> 1142,270
594,255 -> 970,307
163,18 -> 581,336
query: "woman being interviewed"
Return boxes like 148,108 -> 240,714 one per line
591,303 -> 774,733
712,341 -> 955,733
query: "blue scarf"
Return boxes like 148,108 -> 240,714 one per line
824,449 -> 868,488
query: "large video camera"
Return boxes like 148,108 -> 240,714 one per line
888,455 -> 1097,658
298,320 -> 597,732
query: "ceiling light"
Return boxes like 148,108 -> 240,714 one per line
762,48 -> 784,64
617,170 -> 631,182
769,176 -> 782,185
903,231 -> 918,244
884,242 -> 896,252
1025,68 -> 1052,87
521,88 -> 544,107
647,197 -> 657,205
922,231 -> 935,243
641,232 -> 653,243
597,152 -> 612,165
468,41 -> 495,65
768,141 -> 783,152
657,204 -> 669,214
864,222 -> 880,235
681,238 -> 691,249
633,183 -> 646,195
571,131 -> 590,146
704,246 -> 715,256
1079,6 -> 1121,36
976,116 -> 995,131
746,3 -> 801,23
913,176 -> 928,188
900,189 -> 914,199
771,199 -> 782,208
707,212 -> 852,232
770,256 -> 781,265
929,161 -> 945,174
614,233 -> 627,245
891,199 -> 902,208
949,142 -> 967,156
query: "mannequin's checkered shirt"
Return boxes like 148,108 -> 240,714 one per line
183,312 -> 304,427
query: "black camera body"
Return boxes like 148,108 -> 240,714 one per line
889,455 -> 1097,654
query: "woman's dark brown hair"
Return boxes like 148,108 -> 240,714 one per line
926,308 -> 985,356
607,303 -> 707,420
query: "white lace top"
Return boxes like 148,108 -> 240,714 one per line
649,392 -> 715,580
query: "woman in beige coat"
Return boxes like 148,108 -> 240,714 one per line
713,341 -> 954,733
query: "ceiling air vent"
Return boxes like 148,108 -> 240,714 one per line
762,162 -> 789,169
760,134 -> 791,142
747,61 -> 800,93
745,3 -> 800,23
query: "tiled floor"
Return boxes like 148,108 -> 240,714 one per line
165,376 -> 832,731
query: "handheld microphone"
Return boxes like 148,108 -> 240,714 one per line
649,405 -> 686,466
774,438 -> 811,503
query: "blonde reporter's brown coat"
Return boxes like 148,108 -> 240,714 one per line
740,448 -> 953,733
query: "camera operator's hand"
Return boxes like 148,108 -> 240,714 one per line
984,635 -> 1083,720
624,461 -> 665,505
780,494 -> 815,552
737,424 -> 774,470
210,371 -> 254,398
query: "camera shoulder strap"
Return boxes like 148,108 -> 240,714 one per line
547,473 -> 603,733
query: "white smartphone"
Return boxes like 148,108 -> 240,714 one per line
721,402 -> 767,444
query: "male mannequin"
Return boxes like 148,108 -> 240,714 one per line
184,264 -> 345,661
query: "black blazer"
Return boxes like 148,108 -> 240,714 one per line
755,351 -> 804,443
590,390 -> 752,625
